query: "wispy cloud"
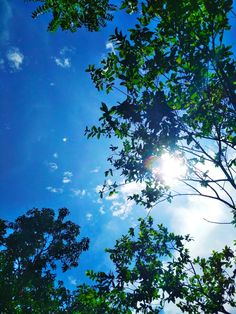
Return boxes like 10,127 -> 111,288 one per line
54,57 -> 71,68
90,167 -> 100,173
105,192 -> 118,201
46,186 -> 63,194
120,181 -> 145,195
54,47 -> 74,69
164,195 -> 235,258
60,46 -> 74,55
64,171 -> 73,176
95,184 -> 103,194
99,206 -> 105,215
7,48 -> 24,70
86,213 -> 93,221
106,42 -> 115,54
99,181 -> 144,219
68,276 -> 77,286
62,171 -> 73,184
110,181 -> 144,218
71,188 -> 86,197
111,199 -> 135,219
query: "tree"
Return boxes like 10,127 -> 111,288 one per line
73,217 -> 236,313
29,0 -> 236,222
85,0 -> 236,221
0,208 -> 89,313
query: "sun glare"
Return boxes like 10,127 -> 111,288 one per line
145,152 -> 187,185
159,153 -> 186,185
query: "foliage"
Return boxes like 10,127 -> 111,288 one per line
27,0 -> 116,32
28,0 -> 236,219
73,217 -> 236,313
83,0 -> 236,219
0,208 -> 89,313
0,209 -> 235,313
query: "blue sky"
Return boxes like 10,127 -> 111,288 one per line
0,1 -> 236,312
0,0 -> 145,285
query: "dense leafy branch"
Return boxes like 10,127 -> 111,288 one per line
0,208 -> 89,313
73,217 -> 236,313
27,0 -> 116,32
83,0 -> 236,220
28,0 -> 236,217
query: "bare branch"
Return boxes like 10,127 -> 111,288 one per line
203,218 -> 232,225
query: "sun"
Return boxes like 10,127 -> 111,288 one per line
158,152 -> 186,185
145,152 -> 187,185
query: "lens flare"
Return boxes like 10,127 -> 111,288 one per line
144,152 -> 186,185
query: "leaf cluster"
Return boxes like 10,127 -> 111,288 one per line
27,0 -> 116,32
85,0 -> 236,213
0,208 -> 89,313
74,217 -> 236,313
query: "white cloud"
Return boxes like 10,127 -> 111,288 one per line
46,186 -> 63,194
54,47 -> 73,69
62,171 -> 73,184
93,198 -> 103,204
166,195 -> 235,257
62,137 -> 68,142
81,189 -> 86,196
95,184 -> 103,194
54,57 -> 71,68
99,206 -> 105,215
53,152 -> 58,159
48,162 -> 58,171
64,171 -> 73,177
63,178 -> 71,184
86,213 -> 93,221
106,42 -> 115,54
68,276 -> 77,286
90,167 -> 100,173
71,188 -> 86,197
111,199 -> 135,219
59,46 -> 74,55
108,181 -> 144,219
7,48 -> 24,70
120,181 -> 145,195
95,180 -> 145,219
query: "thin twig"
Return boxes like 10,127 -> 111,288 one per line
203,218 -> 232,225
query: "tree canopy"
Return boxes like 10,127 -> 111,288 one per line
85,0 -> 236,220
0,208 -> 89,313
74,217 -> 236,313
0,208 -> 235,313
31,0 -> 236,217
